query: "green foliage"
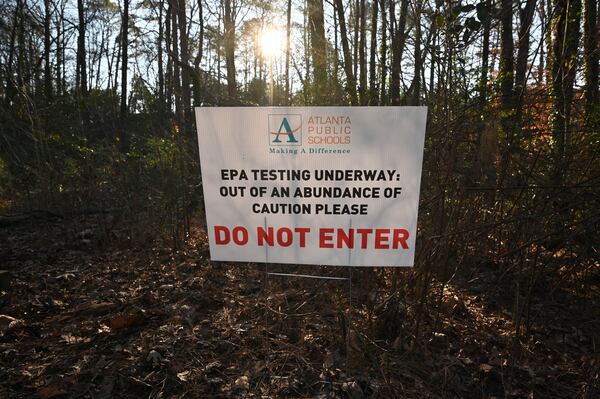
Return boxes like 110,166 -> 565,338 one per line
128,136 -> 180,170
244,78 -> 268,105
130,75 -> 159,114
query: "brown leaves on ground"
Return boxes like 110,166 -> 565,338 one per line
37,385 -> 67,399
0,215 -> 599,398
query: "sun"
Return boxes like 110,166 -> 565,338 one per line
260,27 -> 285,59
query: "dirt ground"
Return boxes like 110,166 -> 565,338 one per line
1,214 -> 598,398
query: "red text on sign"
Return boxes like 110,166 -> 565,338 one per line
257,226 -> 311,247
318,228 -> 409,249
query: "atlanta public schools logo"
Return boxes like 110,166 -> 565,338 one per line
269,114 -> 302,146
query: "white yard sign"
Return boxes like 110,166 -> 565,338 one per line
195,107 -> 427,266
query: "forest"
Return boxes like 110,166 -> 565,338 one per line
0,0 -> 599,396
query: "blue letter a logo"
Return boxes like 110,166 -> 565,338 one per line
272,117 -> 299,143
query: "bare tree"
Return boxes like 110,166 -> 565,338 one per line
307,0 -> 327,103
158,0 -> 165,107
408,0 -> 423,105
285,0 -> 292,104
479,0 -> 491,106
368,0 -> 379,104
334,0 -> 358,104
358,0 -> 366,104
119,0 -> 130,150
514,0 -> 536,125
76,0 -> 87,94
177,0 -> 192,130
499,0 -> 514,139
389,0 -> 408,105
551,0 -> 582,172
224,0 -> 237,103
43,0 -> 52,99
379,0 -> 387,104
583,0 -> 598,120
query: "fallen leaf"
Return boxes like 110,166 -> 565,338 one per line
234,375 -> 249,390
177,370 -> 191,382
37,385 -> 66,398
0,314 -> 24,333
108,309 -> 145,330
0,314 -> 18,330
479,363 -> 493,373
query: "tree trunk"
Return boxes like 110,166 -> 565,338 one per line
390,0 -> 408,105
544,0 -> 552,86
193,0 -> 204,70
428,6 -> 437,105
379,0 -> 387,104
171,0 -> 182,117
334,0 -> 358,105
120,0 -> 129,119
192,0 -> 204,106
166,0 -> 173,110
303,0 -> 310,103
368,0 -> 379,105
55,3 -> 63,96
158,0 -> 164,107
358,0 -> 367,104
6,0 -> 21,104
537,0 -> 545,85
119,0 -> 130,150
177,0 -> 192,131
479,0 -> 491,106
334,3 -> 339,85
285,0 -> 292,104
499,0 -> 514,139
551,0 -> 582,170
76,0 -> 87,95
16,2 -> 25,93
218,4 -> 224,103
113,26 -> 120,91
514,0 -> 536,124
223,0 -> 237,104
43,0 -> 52,99
584,0 -> 599,120
353,0 -> 359,84
409,1 -> 422,105
307,0 -> 328,103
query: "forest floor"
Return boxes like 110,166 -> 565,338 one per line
1,213 -> 599,398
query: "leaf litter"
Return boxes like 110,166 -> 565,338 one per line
0,214 -> 598,398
